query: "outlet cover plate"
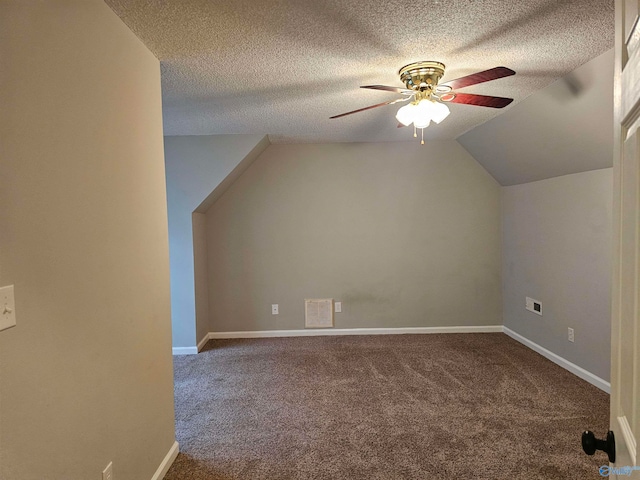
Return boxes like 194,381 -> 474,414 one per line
0,285 -> 16,331
271,304 -> 278,315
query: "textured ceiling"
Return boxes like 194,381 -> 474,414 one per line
105,0 -> 614,144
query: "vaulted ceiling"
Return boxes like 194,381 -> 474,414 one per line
106,0 -> 614,145
459,48 -> 614,186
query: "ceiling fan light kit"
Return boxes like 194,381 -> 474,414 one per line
330,61 -> 515,144
396,99 -> 451,127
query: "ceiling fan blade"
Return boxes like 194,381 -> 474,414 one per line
330,99 -> 401,119
397,123 -> 407,128
444,93 -> 513,108
361,85 -> 414,95
441,67 -> 515,90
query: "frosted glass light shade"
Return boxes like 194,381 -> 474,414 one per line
413,113 -> 431,129
395,103 -> 416,126
430,101 -> 450,124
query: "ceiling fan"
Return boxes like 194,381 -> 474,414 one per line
330,61 -> 516,143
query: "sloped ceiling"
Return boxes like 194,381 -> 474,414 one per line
105,0 -> 614,144
458,48 -> 614,186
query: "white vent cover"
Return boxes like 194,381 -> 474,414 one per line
305,299 -> 334,328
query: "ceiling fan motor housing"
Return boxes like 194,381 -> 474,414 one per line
399,61 -> 446,92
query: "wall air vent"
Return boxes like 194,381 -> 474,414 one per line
305,299 -> 334,328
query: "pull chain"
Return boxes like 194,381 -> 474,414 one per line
413,124 -> 417,138
421,128 -> 424,145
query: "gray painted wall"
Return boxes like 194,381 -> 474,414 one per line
502,169 -> 612,381
458,49 -> 613,186
164,134 -> 268,348
0,1 -> 175,478
192,212 -> 210,345
205,141 -> 502,332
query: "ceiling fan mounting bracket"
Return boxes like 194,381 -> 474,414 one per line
399,61 -> 446,92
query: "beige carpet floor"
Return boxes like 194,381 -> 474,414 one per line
165,333 -> 609,479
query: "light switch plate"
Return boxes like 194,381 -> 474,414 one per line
102,461 -> 113,480
335,302 -> 342,313
0,285 -> 16,331
271,304 -> 279,315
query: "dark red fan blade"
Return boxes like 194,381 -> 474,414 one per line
446,93 -> 513,108
330,99 -> 399,119
397,123 -> 407,128
441,67 -> 515,90
361,85 -> 413,94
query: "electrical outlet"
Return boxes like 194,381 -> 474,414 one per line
102,462 -> 113,480
271,304 -> 278,315
335,302 -> 342,313
568,328 -> 575,343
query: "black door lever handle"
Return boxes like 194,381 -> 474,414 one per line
582,430 -> 616,463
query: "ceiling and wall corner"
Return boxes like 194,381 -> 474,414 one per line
458,48 -> 614,186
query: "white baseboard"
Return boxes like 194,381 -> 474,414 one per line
172,346 -> 198,355
617,415 -> 637,465
197,333 -> 210,352
207,325 -> 503,340
503,326 -> 610,393
150,440 -> 179,480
